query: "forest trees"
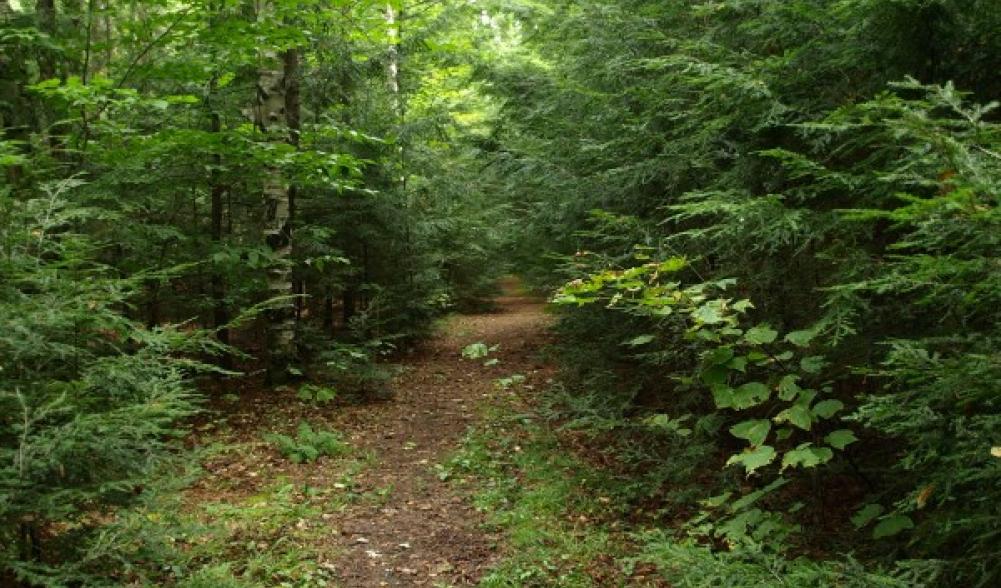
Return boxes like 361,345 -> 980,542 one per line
4,0 -> 1000,585
1,0 -> 508,583
482,0 -> 1001,585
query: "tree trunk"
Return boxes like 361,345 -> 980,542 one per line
250,31 -> 296,381
210,108 -> 230,361
37,0 -> 57,80
284,47 -> 304,327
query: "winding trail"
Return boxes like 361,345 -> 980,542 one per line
327,281 -> 554,585
191,279 -> 556,586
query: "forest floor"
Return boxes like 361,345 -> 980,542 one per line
182,279 -> 570,587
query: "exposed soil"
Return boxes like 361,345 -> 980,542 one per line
326,283 -> 554,586
186,279 -> 555,587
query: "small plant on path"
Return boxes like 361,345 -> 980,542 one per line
267,422 -> 349,463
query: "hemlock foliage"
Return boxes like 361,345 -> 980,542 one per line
2,0 -> 1000,585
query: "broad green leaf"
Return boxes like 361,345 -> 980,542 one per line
731,382 -> 771,409
729,419 -> 771,446
707,346 -> 734,365
732,299 -> 754,312
726,445 -> 777,477
726,355 -> 748,372
693,301 -> 726,324
744,325 -> 778,344
775,404 -> 813,430
777,374 -> 801,401
712,385 -> 735,409
852,503 -> 884,529
781,443 -> 833,470
800,355 -> 825,373
315,387 -> 336,403
873,514 -> 914,539
784,329 -> 816,347
825,429 -> 858,449
812,399 -> 844,419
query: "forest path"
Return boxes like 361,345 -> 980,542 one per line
325,278 -> 555,586
188,278 -> 555,587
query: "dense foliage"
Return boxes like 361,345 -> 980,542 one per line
2,0 -> 999,585
2,0 -> 506,583
481,0 -> 1001,585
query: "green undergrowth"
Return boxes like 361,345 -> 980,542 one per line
90,440 -> 375,587
440,400 -> 633,587
169,445 -> 376,587
442,391 -> 920,587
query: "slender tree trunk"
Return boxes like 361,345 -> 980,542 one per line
210,108 -> 231,360
284,47 -> 304,327
386,2 -> 415,286
37,0 -> 57,80
251,29 -> 296,381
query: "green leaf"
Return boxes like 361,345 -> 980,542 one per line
744,325 -> 778,344
702,366 -> 729,387
626,334 -> 655,346
729,419 -> 771,446
657,257 -> 688,273
784,329 -> 816,347
731,382 -> 771,409
781,443 -> 833,470
777,374 -> 801,401
852,503 -> 884,529
693,302 -> 726,324
712,385 -> 735,409
873,515 -> 914,539
825,429 -> 858,449
726,445 -> 777,477
731,477 -> 789,511
800,355 -> 825,373
732,299 -> 754,312
775,404 -> 813,430
707,346 -> 734,365
461,342 -> 490,359
700,492 -> 733,508
315,387 -> 336,403
726,355 -> 748,372
812,399 -> 844,419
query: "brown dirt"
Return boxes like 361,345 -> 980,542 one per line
326,285 -> 554,586
186,280 -> 555,587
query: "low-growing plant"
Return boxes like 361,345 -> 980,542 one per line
267,422 -> 348,464
296,384 -> 337,404
462,342 -> 501,366
313,341 -> 397,399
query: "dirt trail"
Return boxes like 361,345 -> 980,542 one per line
325,281 -> 554,586
188,280 -> 553,586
